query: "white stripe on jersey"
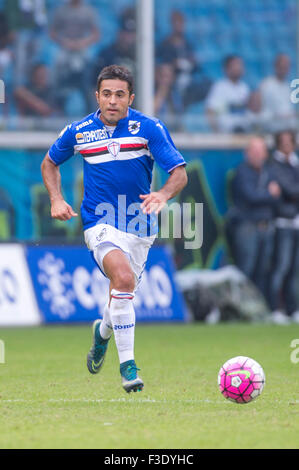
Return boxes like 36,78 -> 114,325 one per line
83,148 -> 152,165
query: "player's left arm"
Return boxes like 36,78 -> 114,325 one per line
140,119 -> 188,215
140,165 -> 188,215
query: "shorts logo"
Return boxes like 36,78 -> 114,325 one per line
128,121 -> 141,135
108,141 -> 120,158
76,132 -> 85,144
95,227 -> 107,242
113,323 -> 135,330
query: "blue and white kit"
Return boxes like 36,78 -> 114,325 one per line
48,107 -> 186,283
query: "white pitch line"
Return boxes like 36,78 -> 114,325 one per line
0,398 -> 226,404
1,398 -> 298,405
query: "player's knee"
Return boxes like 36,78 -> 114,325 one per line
113,270 -> 135,292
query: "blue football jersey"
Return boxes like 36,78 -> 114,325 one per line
48,107 -> 186,236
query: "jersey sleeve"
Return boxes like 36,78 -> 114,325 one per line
48,125 -> 76,166
147,119 -> 186,173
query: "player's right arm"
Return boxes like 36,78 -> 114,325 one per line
41,153 -> 78,221
41,124 -> 78,221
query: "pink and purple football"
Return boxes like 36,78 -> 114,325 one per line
218,356 -> 265,404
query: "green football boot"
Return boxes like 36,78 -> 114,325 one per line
87,319 -> 110,374
120,360 -> 144,393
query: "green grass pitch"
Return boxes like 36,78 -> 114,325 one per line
0,323 -> 299,449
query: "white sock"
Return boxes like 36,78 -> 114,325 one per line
99,303 -> 113,340
109,289 -> 135,364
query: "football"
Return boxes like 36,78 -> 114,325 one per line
218,356 -> 265,404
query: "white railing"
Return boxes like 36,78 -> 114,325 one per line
0,130 -> 277,150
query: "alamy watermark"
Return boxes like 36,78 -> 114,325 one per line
290,79 -> 299,104
0,340 -> 5,364
159,202 -> 203,250
290,339 -> 299,364
0,80 -> 4,104
95,196 -> 203,249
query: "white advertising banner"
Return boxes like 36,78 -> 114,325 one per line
0,244 -> 41,326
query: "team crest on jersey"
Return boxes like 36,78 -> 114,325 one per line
75,133 -> 85,144
128,120 -> 141,135
107,141 -> 120,158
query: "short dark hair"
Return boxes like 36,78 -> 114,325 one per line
274,130 -> 296,148
96,65 -> 134,95
223,54 -> 241,69
31,62 -> 47,74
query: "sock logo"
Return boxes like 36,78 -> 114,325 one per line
113,323 -> 135,330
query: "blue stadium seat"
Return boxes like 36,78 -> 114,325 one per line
183,104 -> 210,132
203,60 -> 222,80
0,0 -> 297,127
64,90 -> 87,117
197,41 -> 221,64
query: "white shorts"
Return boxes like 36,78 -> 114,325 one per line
84,223 -> 156,288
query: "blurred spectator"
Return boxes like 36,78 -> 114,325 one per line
259,54 -> 296,133
0,12 -> 13,73
93,7 -> 136,84
268,131 -> 299,324
205,55 -> 250,133
154,63 -> 176,117
50,0 -> 100,113
157,10 -> 211,115
0,12 -> 14,120
226,136 -> 280,297
242,90 -> 268,133
4,0 -> 47,86
14,63 -> 62,118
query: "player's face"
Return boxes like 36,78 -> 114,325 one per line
96,79 -> 135,125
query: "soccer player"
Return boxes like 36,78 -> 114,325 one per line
41,65 -> 187,393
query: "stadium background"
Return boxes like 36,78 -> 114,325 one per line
0,0 -> 298,324
0,0 -> 297,325
1,0 -> 299,451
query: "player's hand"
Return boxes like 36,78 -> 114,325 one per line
139,191 -> 168,215
51,198 -> 78,221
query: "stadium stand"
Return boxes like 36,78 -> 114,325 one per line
0,0 -> 297,132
